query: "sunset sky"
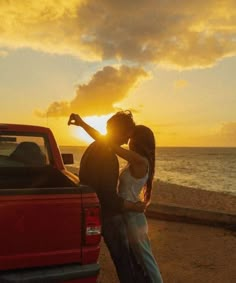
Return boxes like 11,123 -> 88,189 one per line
1,0 -> 236,147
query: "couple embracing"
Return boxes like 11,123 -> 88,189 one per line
68,111 -> 163,283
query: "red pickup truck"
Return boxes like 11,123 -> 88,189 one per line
0,124 -> 101,283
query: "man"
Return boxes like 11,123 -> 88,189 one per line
68,111 -> 147,283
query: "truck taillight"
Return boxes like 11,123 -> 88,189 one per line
83,207 -> 101,246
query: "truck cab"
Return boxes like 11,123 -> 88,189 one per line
0,124 -> 101,283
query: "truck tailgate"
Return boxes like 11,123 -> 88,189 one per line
0,187 -> 84,270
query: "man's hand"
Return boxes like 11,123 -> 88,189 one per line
68,113 -> 84,126
123,200 -> 147,213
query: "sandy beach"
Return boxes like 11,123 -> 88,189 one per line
98,218 -> 236,283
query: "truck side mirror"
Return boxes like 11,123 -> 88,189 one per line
61,153 -> 74,165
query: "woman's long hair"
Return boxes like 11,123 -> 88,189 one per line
131,125 -> 156,202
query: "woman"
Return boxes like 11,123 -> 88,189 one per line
115,125 -> 163,283
68,113 -> 163,283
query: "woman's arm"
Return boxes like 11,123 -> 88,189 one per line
111,144 -> 147,166
68,113 -> 102,141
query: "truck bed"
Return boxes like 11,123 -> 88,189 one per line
0,166 -> 76,189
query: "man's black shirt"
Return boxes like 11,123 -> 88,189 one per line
79,140 -> 124,218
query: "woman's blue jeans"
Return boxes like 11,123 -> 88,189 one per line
124,212 -> 163,283
102,214 -> 148,283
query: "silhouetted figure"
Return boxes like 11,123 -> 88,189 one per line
9,142 -> 46,166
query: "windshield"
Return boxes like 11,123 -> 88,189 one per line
0,132 -> 50,167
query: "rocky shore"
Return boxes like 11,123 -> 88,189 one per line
152,179 -> 236,214
147,180 -> 236,229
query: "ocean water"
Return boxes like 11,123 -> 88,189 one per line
60,146 -> 236,196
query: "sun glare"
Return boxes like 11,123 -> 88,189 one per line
71,114 -> 112,144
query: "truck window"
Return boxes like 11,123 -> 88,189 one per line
0,133 -> 50,167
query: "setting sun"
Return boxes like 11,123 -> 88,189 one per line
70,114 -> 112,143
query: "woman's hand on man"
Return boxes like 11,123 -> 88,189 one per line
123,200 -> 148,213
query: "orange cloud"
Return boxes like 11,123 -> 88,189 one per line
0,0 -> 235,68
201,122 -> 236,147
192,122 -> 236,147
220,122 -> 236,139
36,65 -> 148,117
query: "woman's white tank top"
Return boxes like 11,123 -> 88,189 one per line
118,164 -> 148,202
